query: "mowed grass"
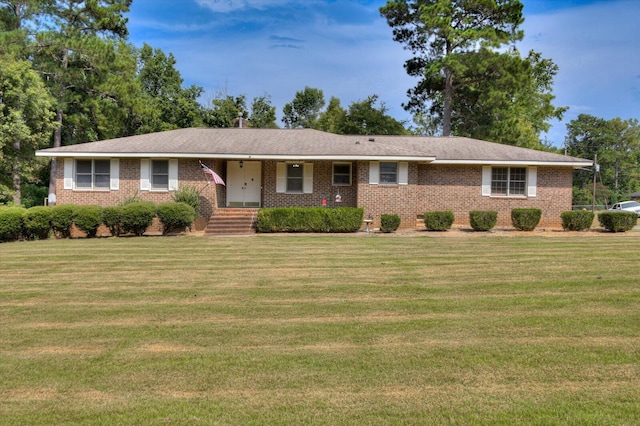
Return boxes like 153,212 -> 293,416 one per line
1,233 -> 639,425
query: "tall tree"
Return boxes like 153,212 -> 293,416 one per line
0,0 -> 45,57
314,95 -> 409,135
566,114 -> 640,204
315,97 -> 346,134
341,95 -> 409,135
31,0 -> 131,203
0,0 -> 56,205
282,86 -> 325,129
0,58 -> 57,204
380,0 -> 524,136
136,43 -> 204,132
446,48 -> 566,148
203,94 -> 247,128
249,95 -> 277,128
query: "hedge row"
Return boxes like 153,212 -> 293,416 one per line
0,202 -> 196,242
418,208 -> 636,233
256,207 -> 363,233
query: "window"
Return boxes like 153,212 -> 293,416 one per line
140,159 -> 178,191
151,160 -> 169,190
276,162 -> 313,194
287,163 -> 304,192
333,162 -> 352,186
379,162 -> 398,184
369,161 -> 408,185
491,167 -> 527,196
75,159 -> 110,190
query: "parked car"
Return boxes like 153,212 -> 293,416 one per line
608,201 -> 640,216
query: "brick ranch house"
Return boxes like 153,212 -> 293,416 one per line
36,127 -> 592,231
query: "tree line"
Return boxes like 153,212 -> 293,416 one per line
0,0 -> 638,207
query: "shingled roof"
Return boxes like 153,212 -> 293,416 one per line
36,127 -> 592,167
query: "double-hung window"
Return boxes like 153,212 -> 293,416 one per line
140,159 -> 178,191
379,162 -> 398,184
483,166 -> 536,197
286,163 -> 304,193
276,162 -> 313,194
491,167 -> 526,196
369,161 -> 409,185
151,160 -> 169,190
75,159 -> 110,190
332,162 -> 352,186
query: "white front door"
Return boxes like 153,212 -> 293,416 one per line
226,161 -> 261,207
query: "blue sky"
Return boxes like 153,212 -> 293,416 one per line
126,0 -> 640,147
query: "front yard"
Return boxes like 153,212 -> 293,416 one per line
1,235 -> 639,424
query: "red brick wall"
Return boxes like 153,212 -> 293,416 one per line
54,158 -> 573,230
357,162 -> 573,229
54,158 -> 218,222
262,160 -> 357,208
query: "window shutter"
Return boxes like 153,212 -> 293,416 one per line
303,163 -> 313,194
481,166 -> 492,196
276,162 -> 286,193
63,158 -> 74,190
140,159 -> 150,190
527,167 -> 537,197
110,159 -> 119,190
398,162 -> 409,185
369,161 -> 379,184
168,159 -> 178,190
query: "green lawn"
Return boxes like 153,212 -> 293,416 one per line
1,234 -> 639,425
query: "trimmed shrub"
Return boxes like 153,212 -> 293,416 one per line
511,208 -> 542,231
0,206 -> 25,242
597,211 -> 638,232
380,214 -> 401,233
424,211 -> 454,231
172,185 -> 201,214
561,210 -> 594,231
257,207 -> 363,233
22,206 -> 51,240
73,205 -> 103,238
324,208 -> 364,232
157,202 -> 196,234
102,206 -> 122,237
469,210 -> 498,231
120,201 -> 156,236
50,204 -> 75,238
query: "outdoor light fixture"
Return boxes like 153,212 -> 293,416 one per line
239,160 -> 243,168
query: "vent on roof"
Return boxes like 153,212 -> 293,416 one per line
355,140 -> 360,144
368,137 -> 375,142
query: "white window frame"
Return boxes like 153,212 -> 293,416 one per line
332,162 -> 352,186
67,159 -> 118,191
369,161 -> 408,185
482,166 -> 536,198
140,159 -> 178,191
151,160 -> 169,190
276,162 -> 313,194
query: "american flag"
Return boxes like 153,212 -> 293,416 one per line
200,161 -> 225,186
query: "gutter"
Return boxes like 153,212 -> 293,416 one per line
35,151 -> 437,162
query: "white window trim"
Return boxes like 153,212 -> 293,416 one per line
276,162 -> 313,194
332,162 -> 352,186
369,161 -> 408,185
140,159 -> 178,191
482,166 -> 537,198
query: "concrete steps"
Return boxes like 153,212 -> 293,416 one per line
205,208 -> 258,235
